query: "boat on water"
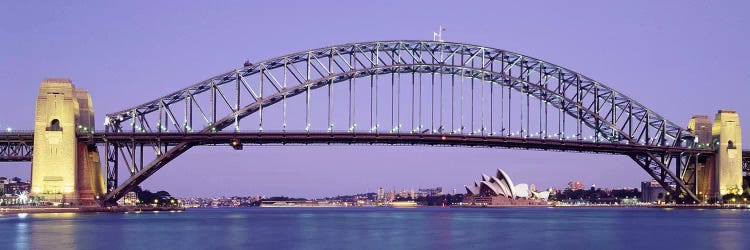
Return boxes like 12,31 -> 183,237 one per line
389,201 -> 418,208
259,201 -> 341,208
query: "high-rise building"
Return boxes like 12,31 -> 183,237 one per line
376,187 -> 384,201
399,189 -> 409,198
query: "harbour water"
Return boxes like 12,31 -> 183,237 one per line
1,207 -> 749,250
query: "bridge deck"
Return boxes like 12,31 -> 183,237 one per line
88,132 -> 715,155
4,132 -> 747,172
2,132 -> 726,154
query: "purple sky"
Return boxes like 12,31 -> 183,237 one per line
1,1 -> 749,198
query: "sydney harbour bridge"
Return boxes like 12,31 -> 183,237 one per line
0,40 -> 747,206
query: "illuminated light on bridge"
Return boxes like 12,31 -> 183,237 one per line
230,139 -> 243,150
0,40 -> 747,206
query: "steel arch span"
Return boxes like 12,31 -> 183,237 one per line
100,40 -> 706,204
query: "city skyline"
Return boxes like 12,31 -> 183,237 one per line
0,169 -> 648,200
2,1 -> 750,198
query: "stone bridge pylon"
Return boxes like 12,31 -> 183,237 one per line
31,78 -> 104,205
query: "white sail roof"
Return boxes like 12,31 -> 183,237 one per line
514,183 -> 530,199
464,168 -> 543,200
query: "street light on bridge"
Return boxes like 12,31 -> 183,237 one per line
231,139 -> 243,150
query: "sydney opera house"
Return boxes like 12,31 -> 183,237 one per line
464,168 -> 550,206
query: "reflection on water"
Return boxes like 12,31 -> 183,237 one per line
29,213 -> 78,249
15,220 -> 28,250
1,208 -> 749,249
715,210 -> 744,250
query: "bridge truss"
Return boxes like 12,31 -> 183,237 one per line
95,40 -> 714,204
0,132 -> 33,162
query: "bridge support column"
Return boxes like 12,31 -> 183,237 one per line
687,115 -> 714,201
695,155 -> 715,201
31,79 -> 105,206
712,110 -> 743,199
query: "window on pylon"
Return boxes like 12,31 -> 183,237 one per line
48,119 -> 62,131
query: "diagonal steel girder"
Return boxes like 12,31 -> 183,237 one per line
629,152 -> 699,202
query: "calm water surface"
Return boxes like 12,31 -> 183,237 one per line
1,207 -> 749,250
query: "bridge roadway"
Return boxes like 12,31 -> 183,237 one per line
2,130 -> 725,157
87,132 -> 716,156
88,133 -> 750,181
3,130 -> 749,173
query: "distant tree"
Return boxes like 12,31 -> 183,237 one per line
553,188 -> 640,202
722,193 -> 741,203
133,186 -> 173,206
414,195 -> 461,206
155,191 -> 171,199
264,196 -> 305,201
249,196 -> 307,206
137,189 -> 154,204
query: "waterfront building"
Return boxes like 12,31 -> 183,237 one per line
389,201 -> 418,208
463,168 -> 549,206
117,191 -> 138,206
231,197 -> 242,207
640,180 -> 667,203
0,177 -> 31,196
418,187 -> 443,196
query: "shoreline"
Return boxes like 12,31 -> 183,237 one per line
187,204 -> 750,210
2,204 -> 749,214
0,206 -> 184,215
458,203 -> 750,209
